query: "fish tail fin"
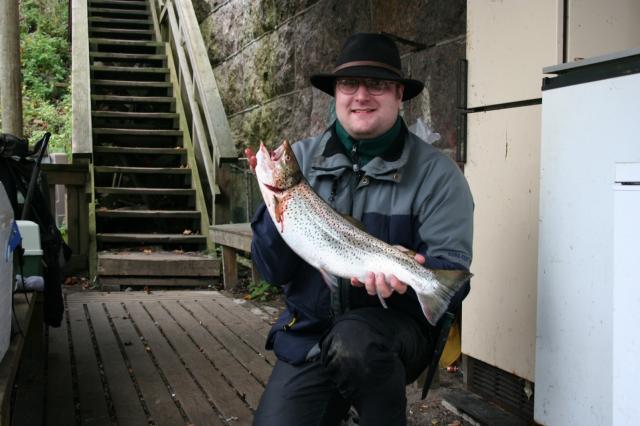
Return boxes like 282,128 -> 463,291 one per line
417,270 -> 472,326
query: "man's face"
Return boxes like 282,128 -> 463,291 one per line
335,78 -> 404,140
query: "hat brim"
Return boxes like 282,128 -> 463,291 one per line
310,66 -> 424,101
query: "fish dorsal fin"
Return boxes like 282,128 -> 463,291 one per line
341,214 -> 366,232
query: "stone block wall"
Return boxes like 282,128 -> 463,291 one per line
194,0 -> 466,221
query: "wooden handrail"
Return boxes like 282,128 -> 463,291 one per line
150,0 -> 237,222
70,0 -> 93,158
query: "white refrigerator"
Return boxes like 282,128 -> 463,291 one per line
535,49 -> 640,425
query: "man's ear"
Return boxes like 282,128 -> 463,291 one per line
396,84 -> 405,100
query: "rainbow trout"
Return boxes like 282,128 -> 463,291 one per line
254,141 -> 471,326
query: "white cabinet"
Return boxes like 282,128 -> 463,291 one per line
463,105 -> 541,382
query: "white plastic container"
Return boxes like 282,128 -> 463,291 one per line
0,186 -> 14,362
15,220 -> 43,277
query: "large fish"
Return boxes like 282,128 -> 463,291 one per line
254,140 -> 471,326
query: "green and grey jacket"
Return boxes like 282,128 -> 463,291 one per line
251,120 -> 474,365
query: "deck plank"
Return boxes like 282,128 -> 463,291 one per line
144,301 -> 253,424
45,315 -> 76,426
196,297 -> 276,366
33,291 -> 278,426
207,292 -> 273,339
179,300 -> 273,385
164,299 -> 265,410
67,301 -> 112,425
86,303 -> 148,425
105,302 -> 185,426
123,300 -> 224,426
11,298 -> 45,426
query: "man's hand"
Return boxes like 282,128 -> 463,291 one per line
244,148 -> 257,171
350,248 -> 425,298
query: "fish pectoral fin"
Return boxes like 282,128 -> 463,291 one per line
318,268 -> 338,291
377,288 -> 391,309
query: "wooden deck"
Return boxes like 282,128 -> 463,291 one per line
11,290 -> 277,426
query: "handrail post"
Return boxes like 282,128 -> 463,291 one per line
70,0 -> 96,279
71,0 -> 93,160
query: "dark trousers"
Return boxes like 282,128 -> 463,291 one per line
253,308 -> 434,426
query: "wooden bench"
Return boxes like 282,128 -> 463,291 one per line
210,223 -> 261,290
0,292 -> 37,426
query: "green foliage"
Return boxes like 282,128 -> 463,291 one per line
18,0 -> 71,153
246,280 -> 280,302
22,93 -> 71,154
21,32 -> 69,100
20,0 -> 69,39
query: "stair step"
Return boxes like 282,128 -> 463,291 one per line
89,0 -> 148,8
92,80 -> 172,89
94,166 -> 191,174
96,209 -> 200,218
94,146 -> 185,154
93,128 -> 182,136
97,233 -> 206,244
91,52 -> 165,60
89,38 -> 163,47
98,251 -> 218,278
91,65 -> 169,73
95,187 -> 195,195
89,16 -> 152,25
89,7 -> 149,16
90,28 -> 154,36
92,94 -> 175,103
92,111 -> 178,119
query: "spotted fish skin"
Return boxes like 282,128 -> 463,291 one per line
255,141 -> 471,326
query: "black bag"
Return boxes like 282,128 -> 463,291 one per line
0,132 -> 70,327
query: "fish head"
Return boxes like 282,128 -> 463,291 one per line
255,140 -> 302,192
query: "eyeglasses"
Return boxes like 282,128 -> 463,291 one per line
335,78 -> 396,95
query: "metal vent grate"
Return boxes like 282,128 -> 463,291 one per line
466,356 -> 534,422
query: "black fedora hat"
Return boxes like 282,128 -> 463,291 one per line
310,33 -> 424,101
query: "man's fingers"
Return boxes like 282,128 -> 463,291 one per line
244,148 -> 257,171
360,271 -> 409,298
364,272 -> 376,295
375,272 -> 394,298
389,275 -> 408,294
414,253 -> 425,265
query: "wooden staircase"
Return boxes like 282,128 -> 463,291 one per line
87,0 -> 219,287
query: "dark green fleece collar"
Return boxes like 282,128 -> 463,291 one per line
335,117 -> 402,166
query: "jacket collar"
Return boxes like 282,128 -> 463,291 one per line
310,121 -> 410,182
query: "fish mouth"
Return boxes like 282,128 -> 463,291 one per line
270,143 -> 287,162
263,183 -> 284,193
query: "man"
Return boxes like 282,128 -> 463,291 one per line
248,33 -> 473,426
